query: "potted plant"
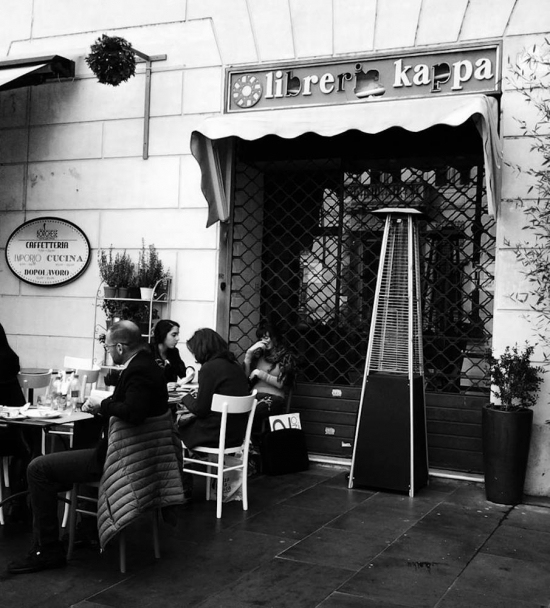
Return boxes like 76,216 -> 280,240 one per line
98,246 -> 118,297
137,241 -> 167,300
114,251 -> 135,299
483,343 -> 545,505
85,34 -> 136,87
130,306 -> 159,338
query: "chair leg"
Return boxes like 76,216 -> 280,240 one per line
152,509 -> 160,559
241,458 -> 249,512
66,485 -> 78,560
3,456 -> 10,487
205,470 -> 210,501
216,455 -> 224,519
119,529 -> 126,574
0,473 -> 4,526
61,490 -> 71,528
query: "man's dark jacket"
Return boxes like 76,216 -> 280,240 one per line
96,349 -> 168,466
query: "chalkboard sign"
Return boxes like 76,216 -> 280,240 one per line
5,217 -> 91,286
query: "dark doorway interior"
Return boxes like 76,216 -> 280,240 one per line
228,124 -> 495,473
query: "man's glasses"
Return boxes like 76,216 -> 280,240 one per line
103,342 -> 128,351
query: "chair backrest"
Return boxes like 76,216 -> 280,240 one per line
211,391 -> 257,415
17,370 -> 52,390
63,357 -> 100,399
211,390 -> 258,452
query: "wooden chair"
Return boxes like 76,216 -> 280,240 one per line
66,481 -> 160,574
182,390 -> 257,519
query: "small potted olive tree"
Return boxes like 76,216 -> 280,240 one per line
483,343 -> 544,504
137,241 -> 167,300
98,246 -> 118,297
114,251 -> 135,299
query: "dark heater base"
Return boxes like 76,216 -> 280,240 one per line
351,373 -> 428,494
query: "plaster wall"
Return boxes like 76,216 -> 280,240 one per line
0,0 -> 549,493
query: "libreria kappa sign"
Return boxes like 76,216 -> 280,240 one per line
5,217 -> 91,286
226,44 -> 500,112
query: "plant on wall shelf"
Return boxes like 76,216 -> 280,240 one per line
137,241 -> 167,289
85,34 -> 136,86
98,245 -> 117,287
506,41 -> 550,358
114,250 -> 135,289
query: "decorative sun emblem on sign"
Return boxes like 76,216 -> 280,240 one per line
232,74 -> 263,108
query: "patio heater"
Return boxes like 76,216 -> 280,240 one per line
348,208 -> 428,497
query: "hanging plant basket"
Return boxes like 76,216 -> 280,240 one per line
85,34 -> 136,86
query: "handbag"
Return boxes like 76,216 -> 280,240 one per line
259,427 -> 309,476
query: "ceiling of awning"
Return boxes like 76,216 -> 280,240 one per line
191,94 -> 502,226
0,55 -> 75,92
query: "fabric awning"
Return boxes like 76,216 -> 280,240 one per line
0,55 -> 75,92
191,94 -> 502,226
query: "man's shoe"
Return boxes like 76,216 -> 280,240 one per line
7,545 -> 66,575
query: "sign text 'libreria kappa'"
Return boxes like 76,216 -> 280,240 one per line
226,44 -> 500,112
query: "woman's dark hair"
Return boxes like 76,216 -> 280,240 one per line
187,328 -> 236,365
153,319 -> 180,347
255,319 -> 297,387
255,319 -> 283,344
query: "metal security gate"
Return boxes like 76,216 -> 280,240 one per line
226,129 -> 495,473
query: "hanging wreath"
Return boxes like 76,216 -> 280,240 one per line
85,34 -> 136,86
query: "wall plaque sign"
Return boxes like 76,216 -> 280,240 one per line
226,44 -> 500,112
5,217 -> 91,286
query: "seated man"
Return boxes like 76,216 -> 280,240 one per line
7,320 -> 168,575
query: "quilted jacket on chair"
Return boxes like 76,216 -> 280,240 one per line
97,410 -> 185,549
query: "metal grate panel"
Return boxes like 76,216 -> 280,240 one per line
228,141 -> 495,396
368,212 -> 423,375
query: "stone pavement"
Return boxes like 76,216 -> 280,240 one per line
0,465 -> 549,607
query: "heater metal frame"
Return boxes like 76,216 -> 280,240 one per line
348,208 -> 428,496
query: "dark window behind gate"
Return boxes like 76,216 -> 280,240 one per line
227,130 -> 495,473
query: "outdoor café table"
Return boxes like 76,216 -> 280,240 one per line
0,407 -> 93,431
168,383 -> 198,409
0,406 -> 94,453
0,407 -> 94,514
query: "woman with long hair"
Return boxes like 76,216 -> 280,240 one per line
150,319 -> 193,391
243,320 -> 297,437
178,328 -> 250,450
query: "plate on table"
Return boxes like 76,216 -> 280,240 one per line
0,409 -> 28,421
25,409 -> 62,419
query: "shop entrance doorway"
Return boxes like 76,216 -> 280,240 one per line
226,126 -> 495,474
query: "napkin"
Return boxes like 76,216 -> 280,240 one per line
89,389 -> 112,405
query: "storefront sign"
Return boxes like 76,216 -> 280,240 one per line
227,44 -> 500,112
5,217 -> 91,286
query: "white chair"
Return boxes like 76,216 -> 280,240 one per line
1,369 -> 53,524
63,357 -> 101,401
53,358 -> 100,526
49,359 -> 100,451
182,390 -> 257,519
0,446 -> 8,525
17,369 -> 52,404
